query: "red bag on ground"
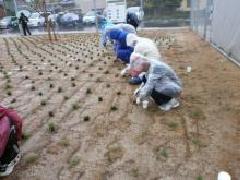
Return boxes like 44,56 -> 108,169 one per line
0,106 -> 23,142
0,117 -> 10,157
0,106 -> 23,176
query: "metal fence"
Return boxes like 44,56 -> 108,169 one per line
190,0 -> 213,41
191,0 -> 240,65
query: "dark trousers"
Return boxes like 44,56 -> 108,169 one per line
151,90 -> 171,106
142,75 -> 171,106
22,23 -> 31,36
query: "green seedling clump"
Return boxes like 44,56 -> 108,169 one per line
48,122 -> 57,133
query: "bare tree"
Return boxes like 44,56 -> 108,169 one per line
28,0 -> 57,41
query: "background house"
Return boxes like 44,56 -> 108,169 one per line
75,0 -> 106,13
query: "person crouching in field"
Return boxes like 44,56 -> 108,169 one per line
108,29 -> 134,64
101,23 -> 136,47
130,53 -> 182,111
122,34 -> 161,84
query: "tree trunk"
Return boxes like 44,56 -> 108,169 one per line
43,0 -> 52,41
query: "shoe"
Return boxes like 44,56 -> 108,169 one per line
159,98 -> 179,111
129,76 -> 142,85
0,153 -> 21,177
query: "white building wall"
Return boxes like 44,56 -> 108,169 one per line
75,0 -> 106,13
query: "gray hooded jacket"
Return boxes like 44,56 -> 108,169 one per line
139,60 -> 182,99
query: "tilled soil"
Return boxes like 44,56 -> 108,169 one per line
0,29 -> 239,180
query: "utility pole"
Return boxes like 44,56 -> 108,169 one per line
13,0 -> 18,15
140,0 -> 144,27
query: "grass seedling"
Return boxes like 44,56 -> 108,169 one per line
11,98 -> 16,104
22,132 -> 31,142
48,111 -> 55,118
7,91 -> 12,96
69,156 -> 80,168
40,100 -> 47,106
161,148 -> 168,158
72,103 -> 80,110
86,88 -> 92,94
71,82 -> 76,87
49,84 -> 54,88
83,116 -> 90,122
64,96 -> 69,100
38,92 -> 43,96
98,97 -> 103,102
48,122 -> 57,133
24,152 -> 39,165
167,122 -> 178,130
31,86 -> 36,91
4,84 -> 12,90
110,106 -> 118,111
58,137 -> 70,147
196,176 -> 203,180
58,87 -> 62,93
192,138 -> 201,146
129,168 -> 139,178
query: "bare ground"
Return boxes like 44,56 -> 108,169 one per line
0,29 -> 239,180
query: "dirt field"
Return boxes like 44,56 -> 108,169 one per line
0,29 -> 239,180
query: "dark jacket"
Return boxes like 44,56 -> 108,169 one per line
19,15 -> 28,25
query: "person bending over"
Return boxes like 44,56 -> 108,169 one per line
101,23 -> 136,47
108,29 -> 134,63
130,53 -> 182,111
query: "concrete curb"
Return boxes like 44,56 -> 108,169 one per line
0,26 -> 190,37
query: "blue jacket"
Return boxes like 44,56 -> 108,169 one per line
115,45 -> 133,63
101,24 -> 136,46
109,29 -> 129,48
109,29 -> 134,63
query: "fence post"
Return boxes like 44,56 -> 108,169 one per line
190,0 -> 194,30
203,0 -> 208,39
